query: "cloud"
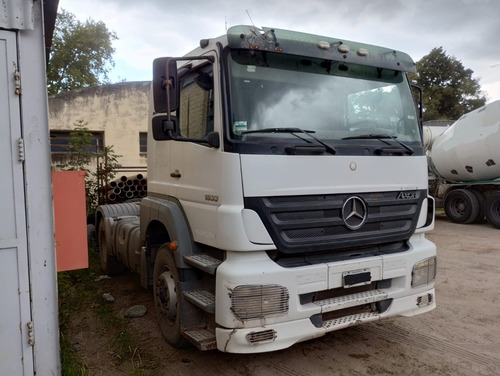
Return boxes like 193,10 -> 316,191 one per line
62,0 -> 500,101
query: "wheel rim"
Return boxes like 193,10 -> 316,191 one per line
156,268 -> 178,322
451,198 -> 466,216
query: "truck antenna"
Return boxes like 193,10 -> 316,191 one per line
246,9 -> 255,27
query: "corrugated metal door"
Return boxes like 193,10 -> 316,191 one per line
0,30 -> 35,375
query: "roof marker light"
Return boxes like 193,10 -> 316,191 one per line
338,44 -> 350,53
317,41 -> 330,50
357,48 -> 369,56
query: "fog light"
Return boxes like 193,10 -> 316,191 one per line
231,285 -> 289,320
412,257 -> 437,287
246,329 -> 277,344
417,293 -> 433,307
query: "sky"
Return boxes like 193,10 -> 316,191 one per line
61,0 -> 500,103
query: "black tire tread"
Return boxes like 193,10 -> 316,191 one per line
153,246 -> 190,348
485,192 -> 500,229
98,220 -> 125,275
468,189 -> 485,224
444,189 -> 480,224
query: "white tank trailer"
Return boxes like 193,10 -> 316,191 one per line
424,100 -> 500,228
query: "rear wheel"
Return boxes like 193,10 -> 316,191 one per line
469,189 -> 485,224
485,192 -> 500,229
444,189 -> 480,224
98,220 -> 125,275
153,246 -> 189,348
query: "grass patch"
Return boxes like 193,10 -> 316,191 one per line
58,247 -> 147,375
58,267 -> 95,375
59,331 -> 91,376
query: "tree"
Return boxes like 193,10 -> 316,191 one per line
410,47 -> 486,121
57,120 -> 121,217
47,9 -> 117,95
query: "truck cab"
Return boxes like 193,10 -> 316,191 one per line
97,25 -> 436,353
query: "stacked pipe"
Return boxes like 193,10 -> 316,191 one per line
104,174 -> 147,203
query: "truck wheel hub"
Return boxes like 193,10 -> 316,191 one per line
157,270 -> 177,320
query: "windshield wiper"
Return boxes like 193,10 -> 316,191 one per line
242,127 -> 313,135
242,127 -> 336,155
341,134 -> 414,155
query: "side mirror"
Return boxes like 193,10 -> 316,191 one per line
152,114 -> 178,140
152,113 -> 220,148
152,57 -> 178,113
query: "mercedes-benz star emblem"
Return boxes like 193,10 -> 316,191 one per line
342,196 -> 367,230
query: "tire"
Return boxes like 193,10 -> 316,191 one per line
153,246 -> 189,348
485,192 -> 500,229
98,220 -> 125,275
444,189 -> 480,224
469,189 -> 485,224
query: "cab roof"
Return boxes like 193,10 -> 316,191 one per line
226,25 -> 416,73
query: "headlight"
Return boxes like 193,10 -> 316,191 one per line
231,284 -> 289,320
412,257 -> 437,287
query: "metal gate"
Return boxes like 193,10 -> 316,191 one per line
0,30 -> 35,375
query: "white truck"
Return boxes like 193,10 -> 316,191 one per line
96,25 -> 437,353
424,100 -> 500,228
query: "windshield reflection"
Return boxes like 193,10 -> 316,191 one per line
227,50 -> 421,152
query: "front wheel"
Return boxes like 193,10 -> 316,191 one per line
153,246 -> 189,348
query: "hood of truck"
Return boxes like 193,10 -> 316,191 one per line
240,154 -> 428,197
239,154 -> 429,254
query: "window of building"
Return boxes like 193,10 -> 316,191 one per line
50,130 -> 104,154
139,132 -> 147,156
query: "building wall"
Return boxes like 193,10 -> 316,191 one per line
48,81 -> 151,170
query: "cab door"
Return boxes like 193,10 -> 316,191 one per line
168,53 -> 222,247
0,30 -> 35,375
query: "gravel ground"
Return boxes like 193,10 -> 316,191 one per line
70,212 -> 500,375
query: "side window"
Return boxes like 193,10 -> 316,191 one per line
178,67 -> 214,139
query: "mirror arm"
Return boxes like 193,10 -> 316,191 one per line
411,83 -> 424,143
165,55 -> 215,121
162,55 -> 217,145
411,83 -> 423,121
165,66 -> 173,123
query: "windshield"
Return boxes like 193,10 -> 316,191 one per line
227,49 -> 422,156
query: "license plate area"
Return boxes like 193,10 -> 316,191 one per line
343,269 -> 371,287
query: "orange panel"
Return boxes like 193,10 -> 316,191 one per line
52,171 -> 89,271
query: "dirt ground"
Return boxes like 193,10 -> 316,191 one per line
70,212 -> 500,375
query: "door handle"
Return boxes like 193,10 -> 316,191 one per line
170,170 -> 181,178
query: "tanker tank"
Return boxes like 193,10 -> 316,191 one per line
428,100 -> 500,182
425,100 -> 500,228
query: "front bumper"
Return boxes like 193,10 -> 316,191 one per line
214,234 -> 436,353
216,287 -> 435,353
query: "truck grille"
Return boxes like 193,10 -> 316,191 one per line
244,190 -> 425,254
